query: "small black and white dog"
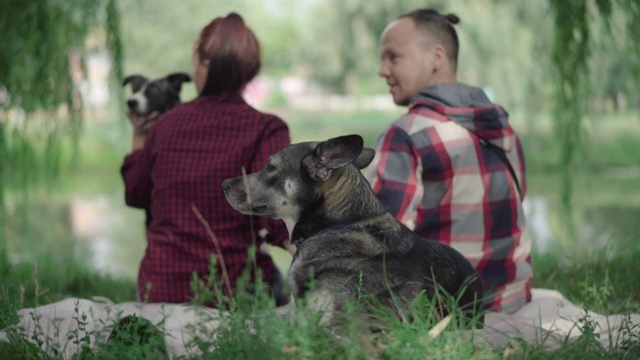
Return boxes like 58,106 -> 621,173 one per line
122,72 -> 191,227
122,72 -> 191,132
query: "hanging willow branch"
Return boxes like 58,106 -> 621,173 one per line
549,1 -> 591,227
106,0 -> 124,88
0,0 -> 124,194
548,0 -> 639,234
0,0 -> 124,278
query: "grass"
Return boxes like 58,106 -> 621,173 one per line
0,241 -> 136,311
1,246 -> 639,359
532,249 -> 640,315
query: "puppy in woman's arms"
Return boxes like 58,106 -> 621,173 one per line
122,72 -> 191,133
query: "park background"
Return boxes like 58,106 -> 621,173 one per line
1,0 -> 640,354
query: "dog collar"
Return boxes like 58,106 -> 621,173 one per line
327,221 -> 355,230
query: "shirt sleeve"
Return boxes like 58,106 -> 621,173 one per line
251,116 -> 291,247
514,137 -> 527,199
120,131 -> 155,209
367,125 -> 423,230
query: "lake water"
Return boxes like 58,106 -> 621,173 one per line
4,169 -> 639,281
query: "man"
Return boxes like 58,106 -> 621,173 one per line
366,9 -> 532,313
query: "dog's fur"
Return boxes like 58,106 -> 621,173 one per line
122,72 -> 191,132
222,135 -> 484,326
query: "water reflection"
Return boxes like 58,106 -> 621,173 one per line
5,176 -> 639,280
523,197 -> 553,254
71,194 -> 639,278
68,194 -> 146,280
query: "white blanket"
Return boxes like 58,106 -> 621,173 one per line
0,297 -> 222,358
1,288 -> 638,358
476,288 -> 640,349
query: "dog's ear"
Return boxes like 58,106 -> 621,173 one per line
303,135 -> 364,181
353,148 -> 375,169
122,75 -> 148,92
166,73 -> 192,93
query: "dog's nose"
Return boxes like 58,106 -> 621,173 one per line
127,99 -> 138,109
221,179 -> 231,193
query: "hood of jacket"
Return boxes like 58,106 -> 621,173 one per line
409,82 -> 516,151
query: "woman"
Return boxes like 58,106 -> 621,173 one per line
121,13 -> 291,307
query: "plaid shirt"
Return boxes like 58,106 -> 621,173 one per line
366,83 -> 532,313
121,94 -> 290,305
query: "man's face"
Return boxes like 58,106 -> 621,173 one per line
379,18 -> 435,106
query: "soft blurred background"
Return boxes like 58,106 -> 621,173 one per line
1,0 -> 639,301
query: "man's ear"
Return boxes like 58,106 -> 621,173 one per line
431,44 -> 448,71
353,148 -> 375,169
303,135 -> 364,181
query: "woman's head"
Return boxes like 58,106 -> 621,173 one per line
193,13 -> 261,99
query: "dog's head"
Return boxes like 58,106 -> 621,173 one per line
222,135 -> 375,231
122,73 -> 191,116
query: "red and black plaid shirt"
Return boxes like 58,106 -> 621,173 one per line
121,94 -> 290,305
367,83 -> 532,313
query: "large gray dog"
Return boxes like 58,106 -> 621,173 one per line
222,135 -> 484,327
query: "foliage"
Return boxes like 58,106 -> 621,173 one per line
532,247 -> 640,315
0,0 -> 125,287
293,0 -> 428,94
0,0 -> 123,194
548,1 -> 592,234
118,0 -> 304,79
547,0 -> 640,233
0,241 -> 136,310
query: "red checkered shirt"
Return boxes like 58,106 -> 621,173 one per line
121,94 -> 290,306
366,83 -> 532,313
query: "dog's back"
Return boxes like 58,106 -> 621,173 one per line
288,177 -> 484,325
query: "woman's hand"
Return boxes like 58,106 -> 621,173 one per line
127,110 -> 160,150
283,238 -> 297,255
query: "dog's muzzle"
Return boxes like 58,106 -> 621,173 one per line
222,177 -> 271,215
222,177 -> 247,207
127,99 -> 139,112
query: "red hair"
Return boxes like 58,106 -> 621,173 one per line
197,13 -> 261,99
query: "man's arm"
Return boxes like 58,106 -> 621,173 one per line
366,125 -> 423,230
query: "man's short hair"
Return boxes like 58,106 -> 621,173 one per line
400,9 -> 460,71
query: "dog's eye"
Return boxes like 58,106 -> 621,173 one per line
266,164 -> 276,173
